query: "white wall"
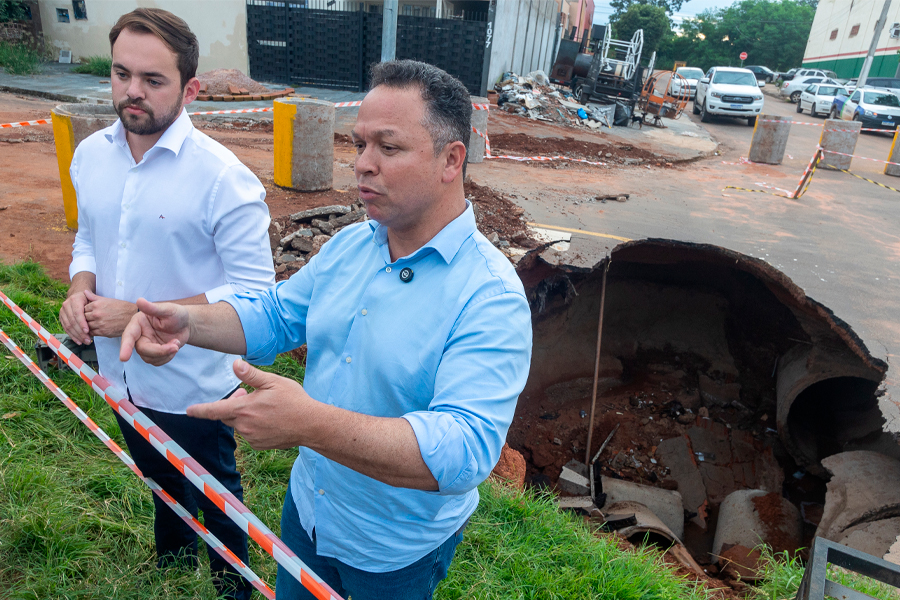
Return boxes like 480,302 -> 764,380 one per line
489,0 -> 560,85
37,0 -> 249,74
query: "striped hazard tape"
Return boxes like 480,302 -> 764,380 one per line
472,125 -> 608,167
823,166 -> 900,194
759,118 -> 896,134
2,101 -> 488,128
821,148 -> 900,168
724,147 -> 821,199
0,290 -> 345,600
0,326 -> 276,599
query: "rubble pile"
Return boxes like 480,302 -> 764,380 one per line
494,70 -> 614,130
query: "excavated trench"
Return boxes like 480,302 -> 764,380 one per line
510,239 -> 896,565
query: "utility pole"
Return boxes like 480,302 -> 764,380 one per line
382,0 -> 399,62
857,0 -> 892,88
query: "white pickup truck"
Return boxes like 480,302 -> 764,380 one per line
693,67 -> 765,126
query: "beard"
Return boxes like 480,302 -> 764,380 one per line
115,95 -> 183,136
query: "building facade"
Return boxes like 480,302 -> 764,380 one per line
802,0 -> 900,79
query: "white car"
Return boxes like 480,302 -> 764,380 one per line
781,75 -> 840,103
672,66 -> 704,99
830,88 -> 900,131
693,67 -> 765,126
797,83 -> 847,117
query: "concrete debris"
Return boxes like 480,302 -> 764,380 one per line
558,460 -> 591,496
816,451 -> 900,558
712,489 -> 802,561
272,203 -> 367,266
885,536 -> 900,566
494,71 -> 613,130
657,435 -> 709,529
599,476 -> 684,540
556,495 -> 602,518
718,544 -> 764,581
698,373 -> 741,408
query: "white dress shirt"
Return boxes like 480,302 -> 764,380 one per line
69,109 -> 275,414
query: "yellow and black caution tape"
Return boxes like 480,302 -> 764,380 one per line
724,148 -> 821,200
822,166 -> 900,195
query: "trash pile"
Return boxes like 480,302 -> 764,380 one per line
494,70 -> 615,130
270,202 -> 368,278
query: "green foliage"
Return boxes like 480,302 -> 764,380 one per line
613,4 -> 672,55
72,55 -> 112,77
0,0 -> 28,23
610,0 -> 685,21
657,0 -> 816,72
0,37 -> 49,75
753,547 -> 900,600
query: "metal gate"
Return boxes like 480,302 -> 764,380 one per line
246,0 -> 490,95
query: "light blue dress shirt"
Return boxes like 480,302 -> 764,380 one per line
225,203 -> 532,572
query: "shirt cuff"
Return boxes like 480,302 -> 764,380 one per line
403,411 -> 479,496
69,256 -> 96,280
205,283 -> 237,305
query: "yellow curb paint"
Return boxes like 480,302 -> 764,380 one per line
51,111 -> 78,230
527,222 -> 632,242
274,100 -> 296,188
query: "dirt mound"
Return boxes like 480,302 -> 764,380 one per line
489,132 -> 668,164
197,69 -> 273,95
465,180 -> 538,248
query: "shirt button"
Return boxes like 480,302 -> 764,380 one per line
117,281 -> 123,286
318,489 -> 325,495
385,267 -> 392,273
361,309 -> 367,316
120,242 -> 126,248
345,356 -> 352,364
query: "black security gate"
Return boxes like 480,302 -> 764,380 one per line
246,0 -> 490,95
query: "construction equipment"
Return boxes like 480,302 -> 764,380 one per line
637,71 -> 691,127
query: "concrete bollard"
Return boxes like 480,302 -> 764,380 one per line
274,98 -> 334,191
885,128 -> 900,177
819,118 -> 860,170
468,96 -> 488,163
748,114 -> 791,165
51,104 -> 118,229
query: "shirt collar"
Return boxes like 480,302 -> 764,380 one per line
370,200 -> 476,264
105,107 -> 192,157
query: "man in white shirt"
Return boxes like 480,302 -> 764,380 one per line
58,9 -> 274,599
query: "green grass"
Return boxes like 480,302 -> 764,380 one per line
71,55 -> 112,77
11,260 -> 888,600
0,39 -> 49,76
753,546 -> 900,600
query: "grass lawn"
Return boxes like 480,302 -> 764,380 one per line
1,260 -> 894,599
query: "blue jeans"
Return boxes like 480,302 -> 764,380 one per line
275,487 -> 464,600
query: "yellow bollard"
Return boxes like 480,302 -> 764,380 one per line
273,97 -> 334,191
885,127 -> 900,177
50,104 -> 118,230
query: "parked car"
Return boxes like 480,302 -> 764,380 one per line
781,75 -> 840,103
746,65 -> 776,83
778,68 -> 800,82
797,83 -> 847,117
693,66 -> 765,126
780,68 -> 837,84
862,77 -> 900,96
672,66 -> 704,99
829,88 -> 900,130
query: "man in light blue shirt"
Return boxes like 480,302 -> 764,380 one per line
120,60 -> 532,600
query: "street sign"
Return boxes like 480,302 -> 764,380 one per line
740,52 -> 748,60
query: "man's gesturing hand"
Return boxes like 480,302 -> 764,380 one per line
119,298 -> 191,365
187,359 -> 312,450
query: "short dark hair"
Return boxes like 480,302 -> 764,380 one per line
369,60 -> 472,176
109,8 -> 199,89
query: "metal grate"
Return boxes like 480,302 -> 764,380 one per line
794,537 -> 900,600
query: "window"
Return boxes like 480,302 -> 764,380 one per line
850,24 -> 860,37
850,91 -> 861,102
72,0 -> 87,20
830,28 -> 838,40
56,8 -> 70,22
806,85 -> 817,93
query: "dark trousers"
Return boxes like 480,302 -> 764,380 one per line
115,395 -> 251,600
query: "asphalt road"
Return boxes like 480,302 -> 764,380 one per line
505,84 -> 900,428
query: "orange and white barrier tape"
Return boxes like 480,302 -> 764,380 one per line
758,118 -> 896,134
0,118 -> 50,128
821,148 -> 900,167
0,326 -> 275,599
471,125 -> 607,167
189,107 -> 274,116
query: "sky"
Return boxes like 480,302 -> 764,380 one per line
593,0 -> 729,26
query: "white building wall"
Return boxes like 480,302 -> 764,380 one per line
37,0 -> 249,74
488,0 -> 560,85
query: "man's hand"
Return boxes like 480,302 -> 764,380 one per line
187,359 -> 311,450
120,298 -> 191,365
60,290 -> 92,345
83,290 -> 137,338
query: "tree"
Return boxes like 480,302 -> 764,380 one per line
0,0 -> 29,23
656,0 -> 816,71
610,0 -> 685,21
612,4 -> 672,55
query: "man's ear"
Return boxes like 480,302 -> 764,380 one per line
441,140 -> 467,184
182,76 -> 201,106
